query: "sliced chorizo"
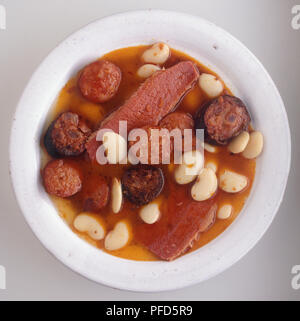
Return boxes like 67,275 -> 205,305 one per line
159,112 -> 194,135
122,165 -> 164,206
42,159 -> 82,198
128,125 -> 173,164
159,112 -> 195,154
195,95 -> 251,145
44,112 -> 91,157
78,60 -> 122,103
82,175 -> 109,212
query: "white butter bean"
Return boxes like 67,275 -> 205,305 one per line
217,204 -> 233,219
205,161 -> 217,173
219,170 -> 248,193
140,202 -> 160,224
191,168 -> 218,201
102,132 -> 127,164
174,150 -> 204,185
142,43 -> 170,65
137,64 -> 161,78
104,221 -> 130,251
204,143 -> 218,153
199,73 -> 224,98
111,178 -> 122,214
242,131 -> 264,159
73,213 -> 105,240
228,131 -> 250,154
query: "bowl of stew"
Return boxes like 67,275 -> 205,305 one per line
9,10 -> 291,291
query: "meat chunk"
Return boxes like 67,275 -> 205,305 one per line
86,61 -> 200,161
82,175 -> 110,212
195,95 -> 251,145
42,159 -> 82,198
122,165 -> 164,206
136,184 -> 217,261
44,112 -> 91,157
78,60 -> 122,103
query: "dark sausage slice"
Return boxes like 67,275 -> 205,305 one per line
159,112 -> 194,135
122,165 -> 164,206
44,112 -> 91,157
82,175 -> 109,212
78,60 -> 122,103
42,159 -> 82,198
195,95 -> 251,145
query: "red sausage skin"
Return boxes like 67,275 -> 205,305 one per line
159,112 -> 194,135
78,60 -> 122,103
42,159 -> 82,198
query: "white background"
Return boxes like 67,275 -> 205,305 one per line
0,0 -> 299,300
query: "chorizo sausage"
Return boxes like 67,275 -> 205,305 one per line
44,112 -> 91,157
122,165 -> 164,206
128,125 -> 173,164
195,95 -> 251,145
42,159 -> 82,198
78,60 -> 122,103
159,112 -> 195,154
159,112 -> 194,135
82,175 -> 109,212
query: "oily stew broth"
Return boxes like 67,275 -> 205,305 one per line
41,45 -> 255,261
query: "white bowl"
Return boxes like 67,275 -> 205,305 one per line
9,10 -> 291,292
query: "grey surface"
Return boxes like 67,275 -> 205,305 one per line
0,0 -> 299,301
